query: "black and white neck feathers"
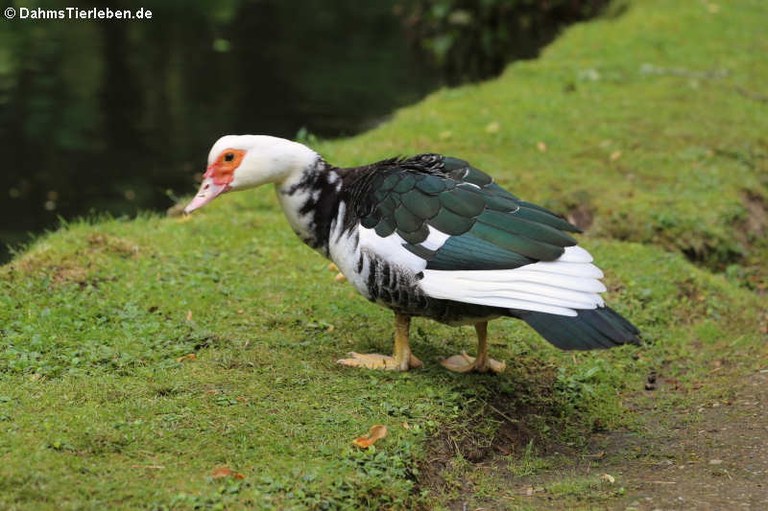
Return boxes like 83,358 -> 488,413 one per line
276,157 -> 342,254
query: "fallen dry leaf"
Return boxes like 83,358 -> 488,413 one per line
353,424 -> 388,448
600,473 -> 616,484
186,310 -> 193,321
537,141 -> 547,152
176,353 -> 197,363
211,466 -> 245,479
522,485 -> 544,496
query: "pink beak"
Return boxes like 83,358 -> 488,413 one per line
184,176 -> 230,214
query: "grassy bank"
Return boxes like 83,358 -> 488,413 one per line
1,0 -> 766,509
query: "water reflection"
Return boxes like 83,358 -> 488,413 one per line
0,0 -> 440,261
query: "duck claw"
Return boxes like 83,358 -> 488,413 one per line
440,351 -> 506,374
337,352 -> 422,371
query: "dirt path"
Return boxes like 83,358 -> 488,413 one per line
420,368 -> 768,510
616,369 -> 768,510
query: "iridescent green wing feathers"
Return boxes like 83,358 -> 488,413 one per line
352,155 -> 580,271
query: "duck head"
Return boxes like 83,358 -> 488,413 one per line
184,135 -> 318,213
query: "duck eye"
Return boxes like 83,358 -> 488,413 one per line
224,152 -> 235,162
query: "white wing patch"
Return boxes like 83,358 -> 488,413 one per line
358,227 -> 427,272
419,246 -> 607,317
420,226 -> 451,251
553,245 -> 593,263
355,225 -> 449,272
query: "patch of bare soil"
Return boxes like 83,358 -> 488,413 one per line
615,369 -> 768,511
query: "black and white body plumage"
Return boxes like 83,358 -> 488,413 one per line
185,135 -> 640,372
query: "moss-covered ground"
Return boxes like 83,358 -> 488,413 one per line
1,0 -> 766,509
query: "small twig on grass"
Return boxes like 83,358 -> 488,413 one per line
485,402 -> 520,425
735,86 -> 768,103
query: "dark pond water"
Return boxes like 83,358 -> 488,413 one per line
0,0 -> 608,263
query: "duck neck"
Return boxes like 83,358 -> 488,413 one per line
276,158 -> 343,255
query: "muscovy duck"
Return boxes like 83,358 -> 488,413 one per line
185,135 -> 641,373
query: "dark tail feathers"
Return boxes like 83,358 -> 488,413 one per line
519,306 -> 641,350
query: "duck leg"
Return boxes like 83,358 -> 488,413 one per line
441,321 -> 506,374
337,313 -> 423,371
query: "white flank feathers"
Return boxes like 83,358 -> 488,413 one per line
328,218 -> 429,300
419,246 -> 607,317
328,203 -> 369,294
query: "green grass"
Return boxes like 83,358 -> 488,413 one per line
2,0 -> 767,509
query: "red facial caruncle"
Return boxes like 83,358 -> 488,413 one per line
184,148 -> 246,213
205,148 -> 247,186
